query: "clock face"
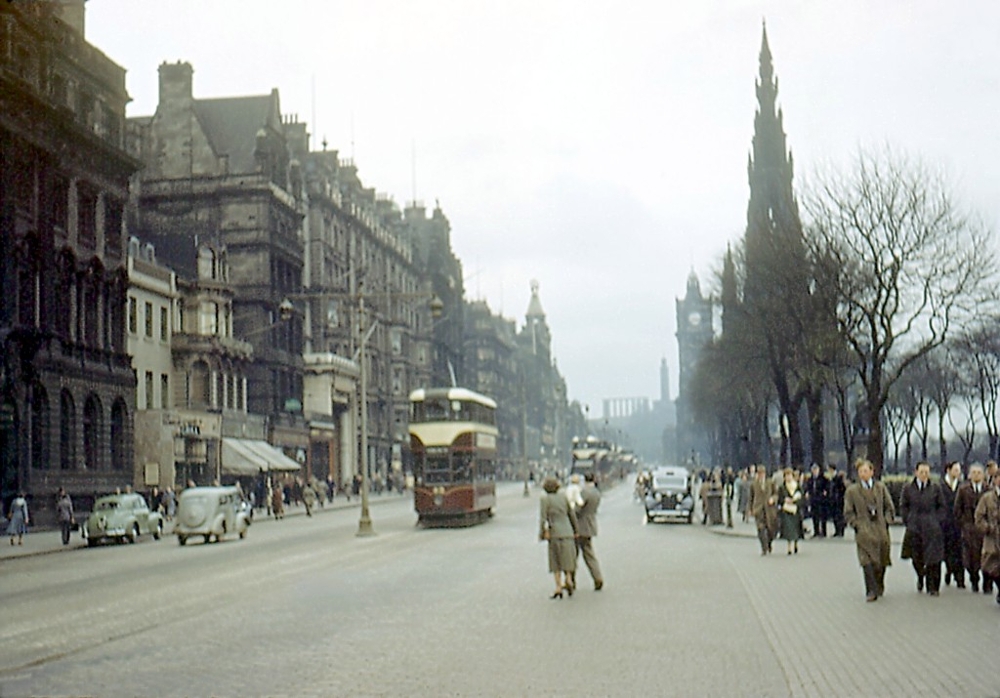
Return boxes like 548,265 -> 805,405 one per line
688,311 -> 701,326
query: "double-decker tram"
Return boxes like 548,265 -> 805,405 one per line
409,387 -> 498,527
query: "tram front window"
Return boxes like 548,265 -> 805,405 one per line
452,454 -> 473,483
424,455 -> 451,484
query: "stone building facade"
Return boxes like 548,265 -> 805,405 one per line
299,149 -> 432,483
126,62 -> 310,468
463,299 -> 518,467
1,2 -> 139,516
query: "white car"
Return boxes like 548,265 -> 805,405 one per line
175,486 -> 251,545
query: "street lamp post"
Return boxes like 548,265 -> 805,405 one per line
357,293 -> 375,537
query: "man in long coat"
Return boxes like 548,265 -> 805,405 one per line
939,461 -> 965,588
844,459 -> 895,602
806,464 -> 829,538
574,473 -> 604,591
900,461 -> 947,596
747,466 -> 778,555
974,470 -> 1000,605
955,463 -> 989,593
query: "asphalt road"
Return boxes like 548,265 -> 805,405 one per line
1,482 -> 998,698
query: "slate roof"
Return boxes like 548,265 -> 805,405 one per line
192,92 -> 279,174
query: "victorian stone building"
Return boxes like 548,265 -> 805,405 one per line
1,2 -> 139,516
463,299 -> 518,467
300,148 -> 431,483
126,62 -> 311,473
405,202 -> 464,389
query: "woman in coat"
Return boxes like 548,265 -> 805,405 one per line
900,461 -> 947,595
539,477 -> 578,599
776,468 -> 803,555
6,491 -> 29,545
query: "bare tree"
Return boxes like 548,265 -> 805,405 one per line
804,148 -> 997,477
954,323 -> 1000,461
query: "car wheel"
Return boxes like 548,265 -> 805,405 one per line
153,521 -> 163,540
239,527 -> 246,539
178,535 -> 187,546
204,534 -> 211,544
87,537 -> 98,548
127,524 -> 139,544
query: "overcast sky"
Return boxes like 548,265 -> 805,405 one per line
87,0 -> 1000,417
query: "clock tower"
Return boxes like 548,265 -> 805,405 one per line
675,270 -> 714,465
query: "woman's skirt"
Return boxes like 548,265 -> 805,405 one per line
6,513 -> 27,536
547,537 -> 577,573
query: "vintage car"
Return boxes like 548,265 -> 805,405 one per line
175,486 -> 250,545
84,493 -> 164,546
644,467 -> 695,524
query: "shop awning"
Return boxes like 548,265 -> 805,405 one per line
221,438 -> 302,476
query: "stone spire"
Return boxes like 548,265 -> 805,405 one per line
744,21 -> 806,302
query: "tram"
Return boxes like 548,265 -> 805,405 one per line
409,387 -> 498,526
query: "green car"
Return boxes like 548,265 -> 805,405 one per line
84,493 -> 164,546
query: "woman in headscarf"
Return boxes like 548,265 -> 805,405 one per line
539,477 -> 578,599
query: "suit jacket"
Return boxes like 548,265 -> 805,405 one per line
748,477 -> 776,520
539,492 -> 578,540
900,480 -> 946,564
575,484 -> 601,538
844,479 -> 894,567
955,481 -> 988,533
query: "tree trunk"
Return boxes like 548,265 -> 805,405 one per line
869,408 -> 886,480
938,412 -> 947,467
807,387 -> 824,467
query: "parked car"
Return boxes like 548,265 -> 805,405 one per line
644,467 -> 694,524
175,486 -> 251,545
84,493 -> 164,546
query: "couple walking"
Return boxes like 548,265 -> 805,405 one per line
538,473 -> 604,599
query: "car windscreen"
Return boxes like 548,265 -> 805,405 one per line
653,476 -> 686,489
95,500 -> 119,510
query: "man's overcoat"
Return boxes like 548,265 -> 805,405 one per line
900,480 -> 946,565
843,480 -> 894,567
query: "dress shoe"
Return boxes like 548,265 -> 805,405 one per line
866,593 -> 878,603
928,590 -> 940,597
594,580 -> 603,591
550,591 -> 563,600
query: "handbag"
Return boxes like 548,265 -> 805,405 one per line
782,501 -> 798,515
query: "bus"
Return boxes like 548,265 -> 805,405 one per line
409,387 -> 498,526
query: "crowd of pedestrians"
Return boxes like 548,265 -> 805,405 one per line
741,457 -> 1000,606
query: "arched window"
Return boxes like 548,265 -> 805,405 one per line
29,383 -> 48,470
60,390 -> 76,470
83,394 -> 102,471
197,247 -> 216,281
110,399 -> 127,472
1,393 -> 19,501
189,361 -> 211,409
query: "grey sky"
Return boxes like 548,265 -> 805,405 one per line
87,0 -> 1000,416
